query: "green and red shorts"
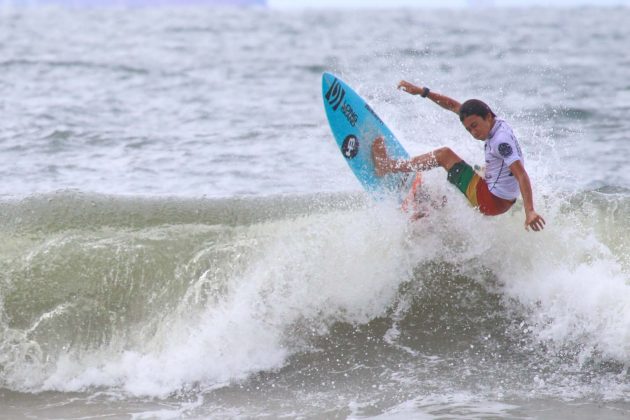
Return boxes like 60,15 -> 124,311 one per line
447,161 -> 513,216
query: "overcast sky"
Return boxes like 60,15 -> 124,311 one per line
269,0 -> 630,8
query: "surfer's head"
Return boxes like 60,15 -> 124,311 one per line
459,99 -> 496,140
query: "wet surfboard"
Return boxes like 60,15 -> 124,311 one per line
322,72 -> 422,210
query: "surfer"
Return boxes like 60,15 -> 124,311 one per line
372,80 -> 545,232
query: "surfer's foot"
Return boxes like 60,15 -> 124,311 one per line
372,137 -> 397,177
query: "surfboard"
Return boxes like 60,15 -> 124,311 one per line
322,72 -> 422,208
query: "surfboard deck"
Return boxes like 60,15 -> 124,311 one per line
322,72 -> 423,212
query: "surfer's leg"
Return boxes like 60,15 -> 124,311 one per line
372,137 -> 399,177
373,136 -> 432,176
413,147 -> 462,172
373,138 -> 462,176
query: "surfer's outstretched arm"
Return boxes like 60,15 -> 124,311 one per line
398,80 -> 461,115
510,160 -> 546,231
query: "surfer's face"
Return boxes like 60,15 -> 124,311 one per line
462,114 -> 494,140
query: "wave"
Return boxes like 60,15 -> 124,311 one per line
0,189 -> 628,398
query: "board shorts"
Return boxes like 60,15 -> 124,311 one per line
447,161 -> 514,216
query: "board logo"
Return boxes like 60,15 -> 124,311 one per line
325,78 -> 345,111
341,135 -> 359,159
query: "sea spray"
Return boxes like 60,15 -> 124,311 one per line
0,189 -> 628,414
1,194 -> 419,396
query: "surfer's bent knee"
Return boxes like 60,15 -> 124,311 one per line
433,147 -> 462,170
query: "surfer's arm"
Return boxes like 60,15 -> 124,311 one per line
398,81 -> 461,115
510,160 -> 546,232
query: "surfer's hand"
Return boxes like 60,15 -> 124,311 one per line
525,210 -> 546,232
398,80 -> 423,95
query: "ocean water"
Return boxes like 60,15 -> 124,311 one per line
1,4 -> 629,419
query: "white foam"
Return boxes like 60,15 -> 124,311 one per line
442,193 -> 630,366
5,189 -> 629,399
40,204 -> 420,397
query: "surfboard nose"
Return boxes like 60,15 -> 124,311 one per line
322,72 -> 336,90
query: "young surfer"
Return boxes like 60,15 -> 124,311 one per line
372,80 -> 545,232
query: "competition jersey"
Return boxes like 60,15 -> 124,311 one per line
483,118 -> 523,200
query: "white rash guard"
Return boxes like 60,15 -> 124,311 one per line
483,118 -> 523,201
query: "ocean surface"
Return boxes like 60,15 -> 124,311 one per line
1,4 -> 629,419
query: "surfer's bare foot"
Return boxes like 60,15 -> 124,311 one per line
372,137 -> 396,177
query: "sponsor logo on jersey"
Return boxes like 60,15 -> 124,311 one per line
498,142 -> 513,157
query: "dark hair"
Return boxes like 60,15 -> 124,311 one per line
459,99 -> 496,122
